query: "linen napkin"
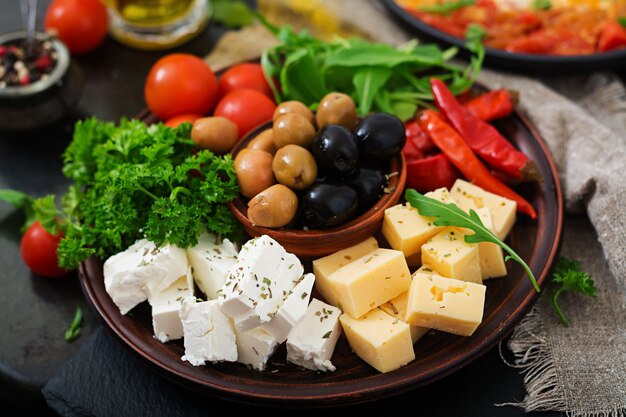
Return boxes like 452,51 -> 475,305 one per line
205,1 -> 626,415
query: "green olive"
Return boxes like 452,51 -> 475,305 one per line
247,184 -> 298,228
273,101 -> 315,126
234,148 -> 275,198
316,92 -> 357,130
272,113 -> 316,149
247,128 -> 276,155
191,117 -> 239,154
272,144 -> 317,190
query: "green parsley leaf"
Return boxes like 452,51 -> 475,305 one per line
419,0 -> 475,15
211,0 -> 253,28
33,195 -> 61,235
64,306 -> 83,343
548,257 -> 596,327
532,0 -> 552,11
405,189 -> 539,292
0,189 -> 35,231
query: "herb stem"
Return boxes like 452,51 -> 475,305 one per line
549,287 -> 569,327
136,185 -> 159,200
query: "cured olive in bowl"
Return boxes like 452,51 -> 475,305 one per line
227,120 -> 406,259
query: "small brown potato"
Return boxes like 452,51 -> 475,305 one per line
316,92 -> 357,130
234,149 -> 275,198
247,184 -> 298,228
272,113 -> 316,149
247,129 -> 276,155
272,144 -> 317,190
191,117 -> 239,154
273,100 -> 315,126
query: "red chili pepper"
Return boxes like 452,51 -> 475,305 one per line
406,152 -> 460,193
598,20 -> 626,52
463,89 -> 518,122
405,120 -> 436,153
402,134 -> 425,162
418,110 -> 537,219
430,78 -> 541,182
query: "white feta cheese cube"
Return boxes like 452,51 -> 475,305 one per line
142,243 -> 189,296
179,297 -> 237,365
286,298 -> 342,372
261,273 -> 315,343
187,232 -> 238,299
148,267 -> 194,343
235,327 -> 279,371
104,239 -> 155,315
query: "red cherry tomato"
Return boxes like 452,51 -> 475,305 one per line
164,114 -> 202,127
44,0 -> 108,54
218,63 -> 273,99
145,54 -> 218,120
20,221 -> 68,278
214,89 -> 276,138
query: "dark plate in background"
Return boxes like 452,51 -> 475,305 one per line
380,0 -> 626,73
78,101 -> 563,406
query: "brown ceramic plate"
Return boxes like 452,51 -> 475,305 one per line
79,98 -> 563,408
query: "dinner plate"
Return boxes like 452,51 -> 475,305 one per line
380,0 -> 626,72
79,97 -> 563,408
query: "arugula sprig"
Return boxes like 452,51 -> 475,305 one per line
548,257 -> 596,327
405,189 -> 539,292
64,306 -> 83,343
419,0 -> 475,15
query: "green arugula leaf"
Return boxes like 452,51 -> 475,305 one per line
420,0 -> 475,15
64,306 -> 83,343
532,0 -> 552,11
0,189 -> 35,231
548,257 -> 596,327
618,17 -> 626,28
353,67 -> 392,115
405,189 -> 539,292
280,48 -> 328,103
210,0 -> 253,28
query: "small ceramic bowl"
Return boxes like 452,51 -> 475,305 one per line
0,31 -> 83,131
227,122 -> 406,259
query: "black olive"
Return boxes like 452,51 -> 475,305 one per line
301,183 -> 359,229
347,168 -> 386,212
311,125 -> 359,179
354,113 -> 406,161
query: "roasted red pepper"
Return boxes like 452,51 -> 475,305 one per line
418,110 -> 537,219
405,120 -> 436,154
402,132 -> 425,162
406,153 -> 460,193
463,89 -> 518,122
430,79 -> 541,182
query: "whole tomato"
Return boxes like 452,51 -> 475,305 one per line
164,114 -> 202,127
214,89 -> 276,138
44,0 -> 108,54
145,54 -> 218,120
218,63 -> 273,99
20,221 -> 68,278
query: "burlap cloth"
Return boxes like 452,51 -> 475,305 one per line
206,1 -> 626,415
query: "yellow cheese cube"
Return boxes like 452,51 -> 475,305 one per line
474,207 -> 507,280
406,274 -> 486,336
328,248 -> 411,318
415,263 -> 441,278
450,179 -> 516,240
312,237 -> 379,307
421,227 -> 482,284
379,292 -> 429,344
340,308 -> 415,373
382,188 -> 454,258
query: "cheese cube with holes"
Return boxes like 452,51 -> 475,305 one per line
340,308 -> 415,373
286,299 -> 342,372
312,237 -> 379,307
104,239 -> 188,315
187,232 -> 238,299
421,227 -> 482,284
148,266 -> 194,342
218,236 -> 304,322
235,327 -> 279,371
406,274 -> 486,336
474,207 -> 507,279
327,248 -> 411,318
382,188 -> 454,259
260,273 -> 315,343
180,297 -> 237,365
379,291 -> 429,344
450,179 -> 516,240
